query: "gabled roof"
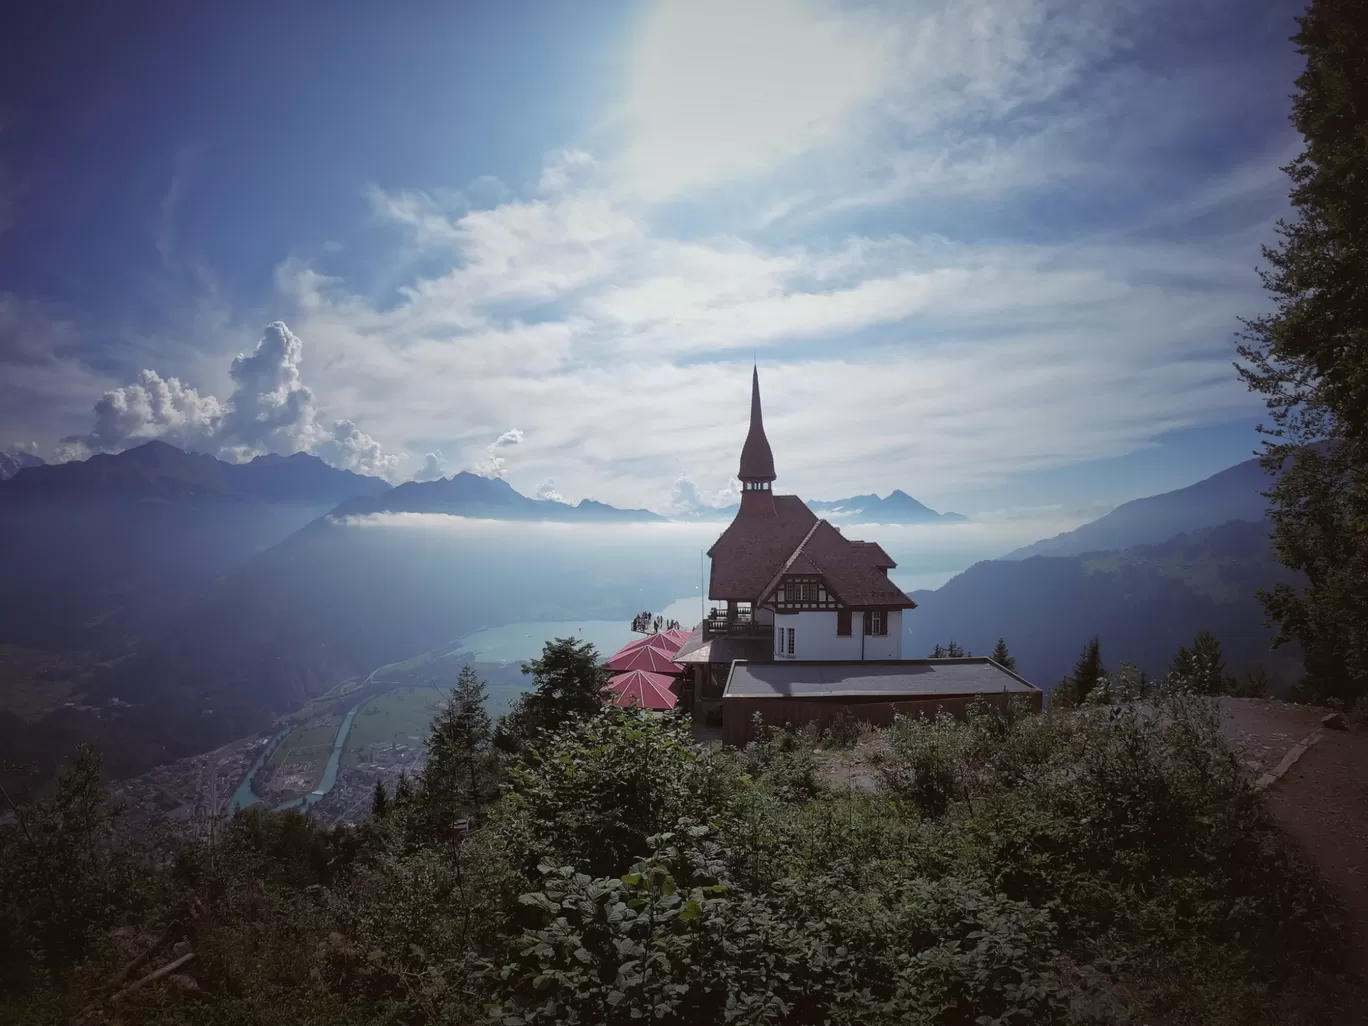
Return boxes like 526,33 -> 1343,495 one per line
760,520 -> 915,609
707,494 -> 817,599
849,540 -> 896,568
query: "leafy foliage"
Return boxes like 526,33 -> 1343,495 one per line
2,667 -> 1360,1025
1235,0 -> 1368,703
497,637 -> 611,751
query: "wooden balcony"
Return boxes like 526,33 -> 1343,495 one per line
703,611 -> 774,639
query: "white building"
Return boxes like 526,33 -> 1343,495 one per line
675,368 -> 1040,742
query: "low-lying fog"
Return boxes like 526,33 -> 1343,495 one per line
335,509 -> 1083,615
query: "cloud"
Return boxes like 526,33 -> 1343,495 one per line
414,450 -> 450,482
10,0 -> 1292,511
156,146 -> 199,265
472,428 -> 524,478
616,0 -> 890,199
57,322 -> 401,478
535,479 -> 565,502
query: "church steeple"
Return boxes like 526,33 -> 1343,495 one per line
738,366 -> 776,514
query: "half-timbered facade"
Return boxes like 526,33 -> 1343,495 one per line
676,368 -> 921,725
674,367 -> 1041,735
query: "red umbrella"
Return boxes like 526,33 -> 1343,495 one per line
606,670 -> 677,710
606,643 -> 683,674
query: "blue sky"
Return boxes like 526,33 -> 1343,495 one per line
0,0 -> 1306,523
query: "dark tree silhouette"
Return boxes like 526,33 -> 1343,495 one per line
1235,0 -> 1368,702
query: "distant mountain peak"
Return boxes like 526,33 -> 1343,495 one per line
807,490 -> 966,524
332,471 -> 663,522
1004,456 -> 1274,560
0,450 -> 45,481
0,442 -> 389,504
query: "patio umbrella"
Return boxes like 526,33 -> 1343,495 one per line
606,643 -> 683,674
622,632 -> 683,653
605,670 -> 678,710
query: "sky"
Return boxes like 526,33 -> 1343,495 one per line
0,0 -> 1308,519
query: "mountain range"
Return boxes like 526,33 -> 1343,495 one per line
906,518 -> 1301,690
0,438 -> 1307,790
332,471 -> 664,522
677,489 -> 967,524
808,489 -> 968,523
0,450 -> 44,481
1004,456 -> 1271,559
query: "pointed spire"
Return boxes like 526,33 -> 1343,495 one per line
738,364 -> 776,483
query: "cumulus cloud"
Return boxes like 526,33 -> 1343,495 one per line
57,322 -> 401,478
669,473 -> 741,513
535,479 -> 565,502
414,450 -> 450,482
472,428 -> 524,479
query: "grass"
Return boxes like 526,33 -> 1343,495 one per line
343,686 -> 446,768
262,717 -> 341,785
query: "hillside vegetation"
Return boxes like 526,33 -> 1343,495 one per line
2,651 -> 1362,1025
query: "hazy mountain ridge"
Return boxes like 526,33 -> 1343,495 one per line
0,443 -> 391,653
0,440 -> 390,504
906,518 -> 1301,692
334,471 -> 665,522
674,489 -> 967,524
808,489 -> 968,523
0,451 -> 44,481
1004,457 -> 1272,559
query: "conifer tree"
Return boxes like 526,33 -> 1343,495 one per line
1236,0 -> 1368,702
422,665 -> 497,825
501,637 -> 610,748
393,771 -> 413,806
1070,637 -> 1106,701
370,779 -> 388,820
990,638 -> 1016,671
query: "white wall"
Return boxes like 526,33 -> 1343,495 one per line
863,609 -> 903,659
773,609 -> 903,660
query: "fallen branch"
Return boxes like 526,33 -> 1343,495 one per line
108,951 -> 196,1006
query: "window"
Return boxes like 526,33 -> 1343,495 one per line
786,627 -> 795,655
863,611 -> 886,636
793,580 -> 817,603
836,609 -> 852,636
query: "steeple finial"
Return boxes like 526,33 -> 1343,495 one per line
738,365 -> 776,483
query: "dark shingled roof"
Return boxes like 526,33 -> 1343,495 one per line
760,520 -> 915,609
723,658 -> 1039,699
707,494 -> 818,599
849,540 -> 895,568
738,366 -> 776,482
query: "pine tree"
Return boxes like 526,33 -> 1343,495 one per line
422,665 -> 497,826
1071,637 -> 1106,700
393,771 -> 413,806
990,638 -> 1016,671
370,779 -> 389,820
521,637 -> 610,730
1235,0 -> 1368,703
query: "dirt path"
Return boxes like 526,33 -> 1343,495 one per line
1218,699 -> 1368,976
1264,724 -> 1368,976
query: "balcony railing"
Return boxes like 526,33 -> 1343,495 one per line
703,611 -> 774,639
